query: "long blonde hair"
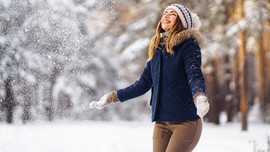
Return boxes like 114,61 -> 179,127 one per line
148,17 -> 184,60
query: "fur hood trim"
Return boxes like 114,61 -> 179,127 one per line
170,29 -> 204,48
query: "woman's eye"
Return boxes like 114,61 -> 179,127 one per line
163,12 -> 177,16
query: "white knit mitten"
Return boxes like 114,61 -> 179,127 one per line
89,94 -> 110,109
195,95 -> 210,118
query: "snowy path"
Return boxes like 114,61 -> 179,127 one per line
0,120 -> 269,152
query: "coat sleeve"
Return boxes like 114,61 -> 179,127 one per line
183,44 -> 206,97
117,61 -> 153,102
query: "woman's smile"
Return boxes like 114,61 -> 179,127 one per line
161,8 -> 177,31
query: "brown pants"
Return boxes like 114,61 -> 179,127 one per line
152,119 -> 202,152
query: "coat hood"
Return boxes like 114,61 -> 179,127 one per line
170,29 -> 204,48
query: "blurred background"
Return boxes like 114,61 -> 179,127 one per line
0,0 -> 269,132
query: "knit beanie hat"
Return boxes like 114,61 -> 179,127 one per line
163,4 -> 201,29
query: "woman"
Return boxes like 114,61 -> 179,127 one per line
90,3 -> 210,152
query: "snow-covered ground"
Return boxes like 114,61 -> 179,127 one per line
0,119 -> 269,152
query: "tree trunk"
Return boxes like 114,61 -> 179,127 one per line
22,85 -> 32,124
46,64 -> 61,121
4,77 -> 16,124
232,54 -> 241,121
224,55 -> 234,122
205,59 -> 220,124
257,32 -> 266,117
262,6 -> 270,122
237,0 -> 248,131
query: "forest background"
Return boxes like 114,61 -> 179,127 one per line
0,0 -> 269,132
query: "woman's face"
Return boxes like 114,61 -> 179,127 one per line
161,8 -> 178,32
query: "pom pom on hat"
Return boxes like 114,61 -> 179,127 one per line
163,4 -> 201,29
191,13 -> 201,29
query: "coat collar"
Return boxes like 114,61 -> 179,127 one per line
169,29 -> 204,48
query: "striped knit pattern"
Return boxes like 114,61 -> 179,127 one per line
164,4 -> 193,29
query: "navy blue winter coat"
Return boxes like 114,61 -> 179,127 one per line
117,29 -> 206,122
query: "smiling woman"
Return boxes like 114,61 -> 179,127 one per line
161,9 -> 178,31
90,3 -> 209,152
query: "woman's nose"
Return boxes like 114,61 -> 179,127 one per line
163,14 -> 170,19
